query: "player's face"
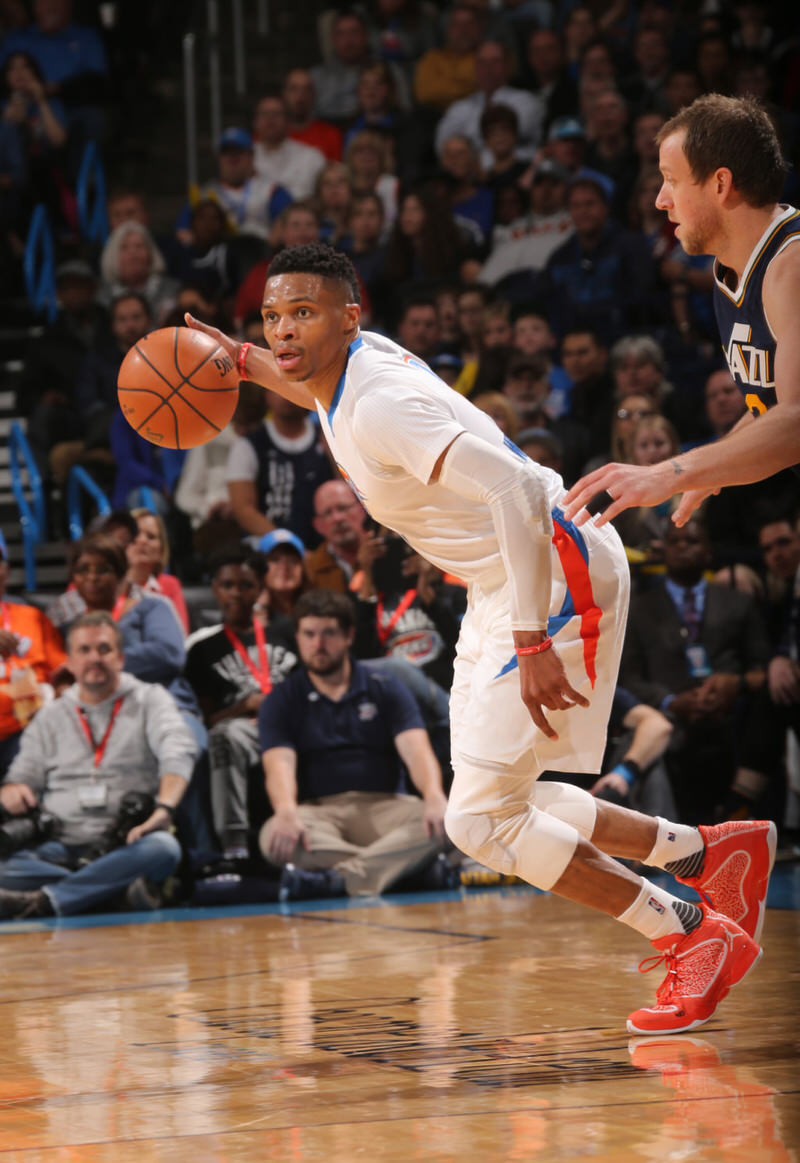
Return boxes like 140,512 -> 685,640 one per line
656,131 -> 722,255
262,273 -> 361,382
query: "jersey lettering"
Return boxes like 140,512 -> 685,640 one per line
724,322 -> 773,390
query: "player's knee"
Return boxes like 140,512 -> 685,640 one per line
531,780 -> 597,839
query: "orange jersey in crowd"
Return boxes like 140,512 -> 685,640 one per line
0,601 -> 66,738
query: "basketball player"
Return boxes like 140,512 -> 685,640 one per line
563,94 -> 800,527
186,244 -> 775,1035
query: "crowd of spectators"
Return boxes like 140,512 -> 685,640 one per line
0,0 -> 799,919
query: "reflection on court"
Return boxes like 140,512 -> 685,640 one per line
0,884 -> 798,1159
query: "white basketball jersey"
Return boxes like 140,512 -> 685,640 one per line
316,330 -> 564,591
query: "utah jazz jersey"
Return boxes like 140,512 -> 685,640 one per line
713,205 -> 800,417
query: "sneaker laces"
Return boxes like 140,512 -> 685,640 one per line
638,951 -> 681,1008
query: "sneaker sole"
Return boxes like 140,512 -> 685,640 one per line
626,942 -> 763,1036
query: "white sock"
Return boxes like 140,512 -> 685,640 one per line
645,817 -> 704,872
617,880 -> 702,942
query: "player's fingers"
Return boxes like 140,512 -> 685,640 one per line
591,494 -> 630,525
563,683 -> 590,707
671,495 -> 695,527
528,701 -> 558,740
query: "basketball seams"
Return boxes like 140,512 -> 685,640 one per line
125,331 -> 229,447
118,327 -> 239,450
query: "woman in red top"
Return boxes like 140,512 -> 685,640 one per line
128,509 -> 189,633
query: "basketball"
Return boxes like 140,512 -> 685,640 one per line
117,326 -> 240,449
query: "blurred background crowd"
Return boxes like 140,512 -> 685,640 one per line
0,0 -> 798,917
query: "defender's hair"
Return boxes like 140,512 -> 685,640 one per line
267,243 -> 361,305
657,94 -> 786,207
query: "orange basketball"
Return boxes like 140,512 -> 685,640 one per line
117,326 -> 240,449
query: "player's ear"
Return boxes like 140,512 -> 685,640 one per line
343,300 -> 361,333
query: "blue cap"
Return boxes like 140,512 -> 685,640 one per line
218,127 -> 253,151
258,529 -> 305,557
0,529 -> 6,560
548,116 -> 585,142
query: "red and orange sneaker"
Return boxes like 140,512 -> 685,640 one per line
677,820 -> 777,942
627,906 -> 762,1035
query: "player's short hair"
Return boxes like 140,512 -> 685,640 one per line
293,588 -> 355,633
267,243 -> 361,305
657,94 -> 786,207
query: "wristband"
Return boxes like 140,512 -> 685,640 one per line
612,759 -> 641,788
155,800 -> 176,818
236,342 -> 253,380
516,636 -> 553,657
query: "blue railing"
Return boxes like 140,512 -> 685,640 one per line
8,422 -> 47,591
76,139 -> 109,244
23,205 -> 57,322
66,465 -> 111,541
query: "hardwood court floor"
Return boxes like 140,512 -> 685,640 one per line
0,881 -> 798,1162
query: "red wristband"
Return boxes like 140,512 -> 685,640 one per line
516,637 -> 553,656
236,341 -> 253,380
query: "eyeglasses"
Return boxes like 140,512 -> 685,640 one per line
315,502 -> 357,520
616,407 -> 654,421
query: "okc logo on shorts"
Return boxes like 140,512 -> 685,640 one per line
358,701 -> 378,721
647,896 -> 666,915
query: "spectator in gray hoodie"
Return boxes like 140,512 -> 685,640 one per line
0,612 -> 197,919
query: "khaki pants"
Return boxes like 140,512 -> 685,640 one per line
259,791 -> 442,896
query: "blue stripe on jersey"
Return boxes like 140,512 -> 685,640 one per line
492,506 -> 582,679
503,434 -> 528,461
327,335 -> 364,428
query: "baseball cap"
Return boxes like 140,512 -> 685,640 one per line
258,529 -> 305,557
430,351 -> 464,372
548,116 -> 586,142
55,259 -> 96,284
218,127 -> 253,151
533,158 -> 569,183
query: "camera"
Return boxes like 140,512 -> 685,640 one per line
0,807 -> 59,859
77,791 -> 156,867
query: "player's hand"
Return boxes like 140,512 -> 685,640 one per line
517,647 -> 589,740
184,313 -> 240,364
562,462 -> 674,527
267,806 -> 309,864
672,486 -> 720,527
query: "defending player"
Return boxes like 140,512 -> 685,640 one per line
186,244 -> 775,1035
563,94 -> 800,528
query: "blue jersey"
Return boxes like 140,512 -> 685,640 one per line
713,204 -> 800,418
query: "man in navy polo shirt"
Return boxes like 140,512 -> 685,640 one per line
258,589 -> 448,896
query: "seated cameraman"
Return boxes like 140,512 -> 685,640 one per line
0,611 -> 198,920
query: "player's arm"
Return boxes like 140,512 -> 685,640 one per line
432,433 -> 589,739
563,252 -> 800,526
184,313 -> 316,411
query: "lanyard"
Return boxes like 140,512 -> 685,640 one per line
75,696 -> 124,767
111,594 -> 128,621
376,589 -> 417,646
224,619 -> 272,694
